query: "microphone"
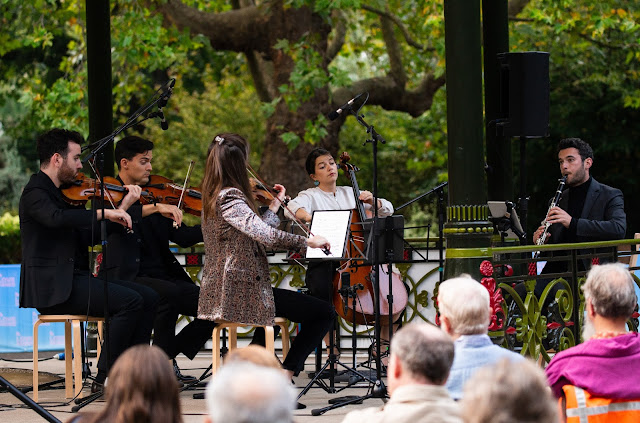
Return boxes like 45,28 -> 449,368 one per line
328,93 -> 365,121
340,272 -> 351,317
158,109 -> 169,131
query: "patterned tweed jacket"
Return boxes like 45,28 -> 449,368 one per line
198,188 -> 306,326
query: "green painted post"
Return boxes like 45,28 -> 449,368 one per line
443,0 -> 493,279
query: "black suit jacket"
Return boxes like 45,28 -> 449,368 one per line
104,202 -> 203,284
19,172 -> 97,308
549,177 -> 626,243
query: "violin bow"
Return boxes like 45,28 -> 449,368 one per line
173,160 -> 195,227
87,160 -> 133,234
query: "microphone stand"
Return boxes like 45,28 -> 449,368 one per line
313,98 -> 389,415
396,182 -> 448,284
0,376 -> 62,423
72,79 -> 174,411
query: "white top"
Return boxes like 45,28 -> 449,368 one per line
285,186 -> 394,220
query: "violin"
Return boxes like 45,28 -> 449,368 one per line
61,173 -> 149,206
249,177 -> 290,206
332,152 -> 408,325
141,175 -> 203,217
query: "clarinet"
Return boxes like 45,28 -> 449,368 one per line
533,175 -> 568,259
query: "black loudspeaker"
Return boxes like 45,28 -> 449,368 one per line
497,51 -> 550,138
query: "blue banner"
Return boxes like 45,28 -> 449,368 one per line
0,264 -> 66,353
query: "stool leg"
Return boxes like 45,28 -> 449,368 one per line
72,320 -> 83,397
265,326 -> 275,354
96,321 -> 103,359
279,323 -> 290,359
33,320 -> 42,402
64,320 -> 73,398
229,326 -> 238,351
212,326 -> 223,375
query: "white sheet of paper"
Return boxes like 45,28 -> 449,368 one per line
305,210 -> 352,259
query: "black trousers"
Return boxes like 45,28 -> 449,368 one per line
135,276 -> 216,360
305,261 -> 338,303
37,271 -> 159,374
252,287 -> 334,375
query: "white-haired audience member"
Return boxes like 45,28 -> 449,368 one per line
461,358 -> 559,423
546,263 -> 640,400
204,362 -> 296,423
341,323 -> 462,423
438,276 -> 524,400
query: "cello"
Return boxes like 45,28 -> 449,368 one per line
332,152 -> 408,326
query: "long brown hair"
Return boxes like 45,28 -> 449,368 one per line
87,345 -> 182,423
202,133 -> 256,221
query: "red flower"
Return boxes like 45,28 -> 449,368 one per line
479,260 -> 494,276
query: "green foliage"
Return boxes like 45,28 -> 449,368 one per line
0,212 -> 21,264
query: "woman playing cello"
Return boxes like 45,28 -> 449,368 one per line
285,147 -> 400,362
197,133 -> 334,380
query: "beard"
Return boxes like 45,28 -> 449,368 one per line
58,161 -> 77,184
582,312 -> 595,342
567,165 -> 587,186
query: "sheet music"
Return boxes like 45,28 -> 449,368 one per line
306,210 -> 352,259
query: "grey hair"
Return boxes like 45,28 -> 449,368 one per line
461,358 -> 558,423
390,322 -> 454,385
438,276 -> 491,335
205,362 -> 296,423
583,263 -> 637,319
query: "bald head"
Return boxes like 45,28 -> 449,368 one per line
390,323 -> 454,385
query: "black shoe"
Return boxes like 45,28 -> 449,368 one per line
90,381 -> 104,394
296,402 -> 307,409
173,359 -> 197,383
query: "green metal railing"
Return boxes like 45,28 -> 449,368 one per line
167,238 -> 640,360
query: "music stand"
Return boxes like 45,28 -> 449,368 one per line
298,211 -> 380,406
488,200 -> 526,244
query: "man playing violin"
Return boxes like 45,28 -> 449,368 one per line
103,135 -> 214,383
19,129 -> 159,392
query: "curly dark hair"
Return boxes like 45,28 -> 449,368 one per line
557,138 -> 594,161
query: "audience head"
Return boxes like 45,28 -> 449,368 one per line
205,362 -> 296,423
224,345 -> 281,369
202,133 -> 254,221
438,276 -> 490,338
582,263 -> 636,339
388,323 -> 454,394
89,345 -> 182,423
461,358 -> 558,423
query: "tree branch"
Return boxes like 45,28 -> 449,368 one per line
332,72 -> 445,118
326,10 -> 346,61
158,0 -> 271,53
379,7 -> 407,88
508,0 -> 532,18
362,5 -> 434,52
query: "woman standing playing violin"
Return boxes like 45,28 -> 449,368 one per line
286,147 -> 397,361
198,133 -> 334,380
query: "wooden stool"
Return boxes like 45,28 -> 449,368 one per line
211,317 -> 290,374
33,315 -> 104,402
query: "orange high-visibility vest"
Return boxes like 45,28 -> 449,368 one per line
562,385 -> 640,423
